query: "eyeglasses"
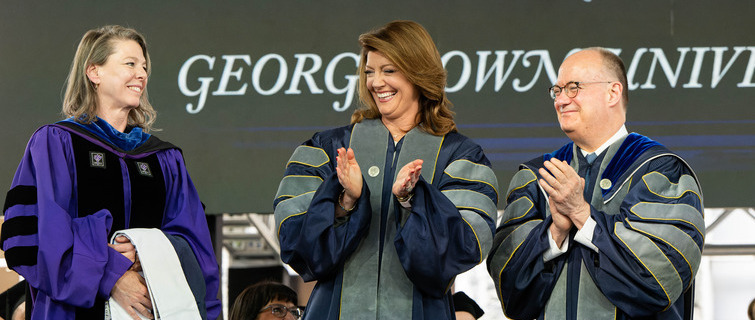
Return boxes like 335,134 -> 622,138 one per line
259,304 -> 303,319
548,81 -> 613,100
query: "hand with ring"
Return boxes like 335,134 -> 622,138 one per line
393,159 -> 423,199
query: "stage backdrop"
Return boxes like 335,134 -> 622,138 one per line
1,1 -> 753,213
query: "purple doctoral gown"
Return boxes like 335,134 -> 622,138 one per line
1,122 -> 220,319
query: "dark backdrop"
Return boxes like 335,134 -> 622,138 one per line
1,1 -> 753,213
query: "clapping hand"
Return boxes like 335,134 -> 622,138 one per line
393,159 -> 423,199
335,147 -> 362,217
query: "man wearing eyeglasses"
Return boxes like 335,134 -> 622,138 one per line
487,47 -> 704,320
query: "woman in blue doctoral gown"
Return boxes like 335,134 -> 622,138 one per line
273,20 -> 498,320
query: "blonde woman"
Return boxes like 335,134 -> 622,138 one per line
0,25 -> 219,319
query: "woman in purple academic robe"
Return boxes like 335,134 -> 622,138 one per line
0,25 -> 220,320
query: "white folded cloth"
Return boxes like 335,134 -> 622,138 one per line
106,228 -> 201,320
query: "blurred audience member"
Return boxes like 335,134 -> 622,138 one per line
230,281 -> 301,320
453,291 -> 484,320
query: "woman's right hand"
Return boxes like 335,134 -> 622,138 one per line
336,147 -> 362,216
111,270 -> 153,320
109,236 -> 142,271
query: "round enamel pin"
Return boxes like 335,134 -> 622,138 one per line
368,166 -> 380,177
600,178 -> 612,190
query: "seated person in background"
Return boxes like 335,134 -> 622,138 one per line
230,281 -> 302,320
0,280 -> 26,320
453,291 -> 484,320
9,302 -> 23,320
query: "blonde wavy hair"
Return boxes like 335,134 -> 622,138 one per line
62,25 -> 157,132
352,20 -> 456,136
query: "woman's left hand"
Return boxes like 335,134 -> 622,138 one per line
393,159 -> 423,199
111,270 -> 154,319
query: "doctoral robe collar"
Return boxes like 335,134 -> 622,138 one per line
61,117 -> 150,151
536,133 -> 665,199
56,119 -> 177,155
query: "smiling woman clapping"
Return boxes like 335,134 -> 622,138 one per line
273,20 -> 499,320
